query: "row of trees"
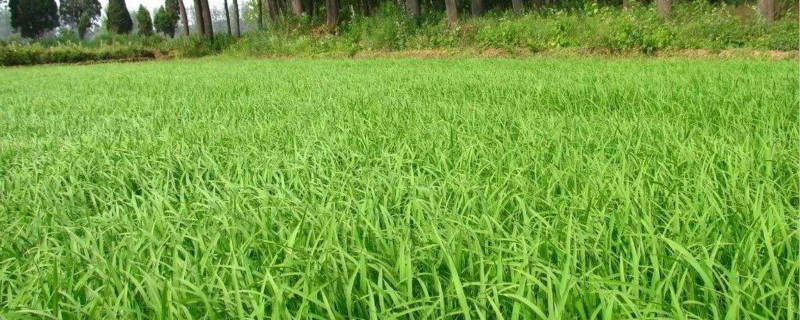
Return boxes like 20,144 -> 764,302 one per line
4,0 -> 184,38
5,0 -> 780,39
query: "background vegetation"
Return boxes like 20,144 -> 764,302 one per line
0,0 -> 798,65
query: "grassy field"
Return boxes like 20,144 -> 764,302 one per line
0,58 -> 798,319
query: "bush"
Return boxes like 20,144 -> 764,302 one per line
0,44 -> 155,66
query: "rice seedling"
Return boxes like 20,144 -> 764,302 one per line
0,58 -> 797,319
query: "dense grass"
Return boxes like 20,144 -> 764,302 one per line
0,58 -> 798,319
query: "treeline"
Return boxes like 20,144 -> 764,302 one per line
3,0 -> 792,41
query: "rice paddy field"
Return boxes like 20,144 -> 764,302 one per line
0,58 -> 798,319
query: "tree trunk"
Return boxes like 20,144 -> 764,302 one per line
304,0 -> 313,15
291,0 -> 303,15
657,0 -> 669,18
232,0 -> 241,36
193,0 -> 205,34
405,0 -> 419,18
444,0 -> 457,26
267,0 -> 279,23
511,0 -> 522,15
362,0 -> 371,15
224,0 -> 232,34
200,0 -> 213,38
758,0 -> 775,22
326,0 -> 338,31
257,0 -> 263,29
471,0 -> 483,16
178,0 -> 190,36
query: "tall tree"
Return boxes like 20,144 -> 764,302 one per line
163,0 -> 182,35
199,0 -> 212,38
106,0 -> 133,33
405,0 -> 419,19
59,0 -> 101,38
154,5 -> 176,36
657,0 -> 669,18
444,0 -> 457,26
471,0 -> 483,16
77,11 -> 91,38
136,5 -> 153,35
257,0 -> 263,29
176,0 -> 189,35
266,0 -> 278,23
757,0 -> 775,22
9,0 -> 59,38
223,0 -> 231,34
232,0 -> 240,36
290,0 -> 302,16
326,0 -> 337,31
193,0 -> 204,33
511,0 -> 522,15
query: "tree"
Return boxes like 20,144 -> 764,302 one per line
657,0 -> 669,18
162,0 -> 183,36
176,0 -> 189,36
58,0 -> 101,38
199,0 -> 212,38
758,0 -> 775,22
223,0 -> 231,34
154,6 -> 175,36
405,0 -> 419,19
106,0 -> 133,33
444,0 -> 457,26
193,0 -> 204,33
290,0 -> 302,16
511,0 -> 522,15
471,0 -> 483,16
257,0 -> 262,29
77,11 -> 91,38
9,0 -> 59,38
326,0 -> 338,31
136,5 -> 153,35
232,0 -> 240,36
266,0 -> 277,23
0,4 -> 12,40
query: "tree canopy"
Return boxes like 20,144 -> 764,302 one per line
9,0 -> 59,38
154,6 -> 176,37
106,0 -> 133,34
136,5 -> 154,35
58,0 -> 101,28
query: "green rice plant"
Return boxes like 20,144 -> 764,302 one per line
0,58 -> 797,319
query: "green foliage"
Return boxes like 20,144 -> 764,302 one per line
56,27 -> 79,44
58,0 -> 101,31
228,1 -> 799,56
8,0 -> 60,38
0,58 -> 797,319
167,34 -> 236,57
136,5 -> 154,36
165,0 -> 180,21
154,6 -> 176,37
77,11 -> 92,39
0,43 -> 154,65
106,0 -> 133,34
